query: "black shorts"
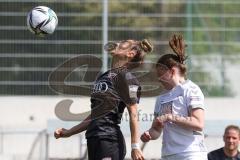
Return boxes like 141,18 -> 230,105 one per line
87,133 -> 126,160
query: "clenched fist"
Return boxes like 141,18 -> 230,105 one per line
54,128 -> 71,139
140,131 -> 152,143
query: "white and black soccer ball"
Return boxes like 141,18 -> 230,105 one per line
27,6 -> 58,36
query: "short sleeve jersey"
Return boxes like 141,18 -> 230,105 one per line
86,66 -> 141,140
154,80 -> 207,156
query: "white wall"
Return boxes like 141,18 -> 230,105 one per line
0,96 -> 240,159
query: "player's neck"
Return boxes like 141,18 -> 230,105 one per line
173,76 -> 186,86
179,77 -> 186,84
111,57 -> 128,69
223,147 -> 238,157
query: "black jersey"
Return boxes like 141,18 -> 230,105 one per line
208,148 -> 240,160
85,66 -> 141,140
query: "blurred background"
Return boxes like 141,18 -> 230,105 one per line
1,0 -> 240,159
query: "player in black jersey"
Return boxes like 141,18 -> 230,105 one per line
54,39 -> 153,160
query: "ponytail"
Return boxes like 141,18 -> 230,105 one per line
156,34 -> 187,76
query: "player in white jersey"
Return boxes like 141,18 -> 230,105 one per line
141,34 -> 207,160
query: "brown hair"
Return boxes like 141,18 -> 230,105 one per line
156,35 -> 187,77
128,39 -> 153,68
224,125 -> 240,137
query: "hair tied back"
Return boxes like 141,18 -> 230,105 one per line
140,39 -> 153,53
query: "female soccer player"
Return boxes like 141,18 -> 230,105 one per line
54,39 -> 153,160
141,35 -> 207,160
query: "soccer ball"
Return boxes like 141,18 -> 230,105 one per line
27,6 -> 58,36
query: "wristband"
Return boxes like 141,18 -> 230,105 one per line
131,143 -> 140,150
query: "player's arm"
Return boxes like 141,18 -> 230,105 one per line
167,84 -> 205,131
141,117 -> 163,142
166,108 -> 204,131
127,104 -> 140,144
141,96 -> 164,142
54,115 -> 91,139
149,116 -> 163,139
127,104 -> 144,160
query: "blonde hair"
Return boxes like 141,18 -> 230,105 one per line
224,125 -> 240,137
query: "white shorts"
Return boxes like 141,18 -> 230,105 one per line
161,151 -> 207,160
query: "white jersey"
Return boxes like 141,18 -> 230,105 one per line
154,80 -> 207,157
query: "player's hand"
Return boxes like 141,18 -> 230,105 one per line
140,131 -> 151,142
131,149 -> 144,160
54,128 -> 71,139
155,116 -> 165,128
165,113 -> 174,122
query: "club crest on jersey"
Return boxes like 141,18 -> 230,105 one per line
92,81 -> 108,93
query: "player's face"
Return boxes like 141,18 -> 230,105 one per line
104,40 -> 137,58
156,66 -> 174,90
223,129 -> 240,151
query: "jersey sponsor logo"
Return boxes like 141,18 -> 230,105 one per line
92,81 -> 108,93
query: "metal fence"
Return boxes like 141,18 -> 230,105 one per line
0,128 -> 87,160
1,0 -> 240,96
1,2 -> 240,159
0,129 -> 47,160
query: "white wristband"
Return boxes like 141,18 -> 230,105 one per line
131,143 -> 140,150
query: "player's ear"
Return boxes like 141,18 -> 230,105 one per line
126,50 -> 136,58
171,67 -> 179,75
170,67 -> 175,75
